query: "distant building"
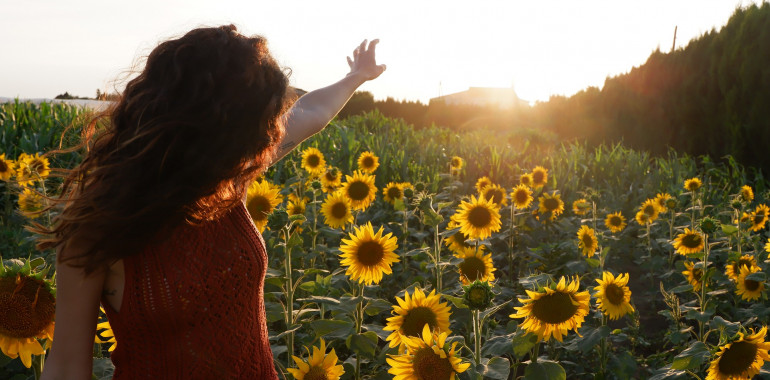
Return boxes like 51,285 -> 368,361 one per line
430,87 -> 529,108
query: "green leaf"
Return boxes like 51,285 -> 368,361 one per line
443,294 -> 468,309
364,298 -> 393,316
480,356 -> 510,379
310,319 -> 355,339
482,334 -> 515,356
671,341 -> 709,370
721,224 -> 739,235
512,330 -> 539,359
524,360 -> 566,380
421,208 -> 443,227
346,331 -> 378,358
576,325 -> 610,354
686,310 -> 713,323
746,272 -> 766,282
585,258 -> 600,268
394,198 -> 406,211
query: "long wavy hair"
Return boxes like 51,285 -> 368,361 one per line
35,25 -> 292,274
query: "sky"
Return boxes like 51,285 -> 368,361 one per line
0,0 -> 758,104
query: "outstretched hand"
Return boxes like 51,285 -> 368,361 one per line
346,39 -> 386,82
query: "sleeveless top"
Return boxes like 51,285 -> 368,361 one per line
101,202 -> 278,379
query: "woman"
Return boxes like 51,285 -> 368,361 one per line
39,25 -> 385,379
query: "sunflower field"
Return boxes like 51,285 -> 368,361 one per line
2,100 -> 770,380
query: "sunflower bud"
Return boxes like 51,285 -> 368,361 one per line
414,182 -> 426,192
403,187 -> 414,198
665,198 -> 678,210
731,199 -> 744,210
463,280 -> 494,310
699,217 -> 719,235
310,179 -> 322,190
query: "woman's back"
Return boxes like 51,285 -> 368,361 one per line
102,202 -> 277,379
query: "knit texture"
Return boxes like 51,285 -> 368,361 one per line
102,202 -> 277,379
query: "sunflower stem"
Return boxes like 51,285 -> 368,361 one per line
699,234 -> 710,343
32,351 -> 44,380
283,227 -> 295,367
355,282 -> 364,380
531,341 -> 540,364
434,223 -> 442,293
599,315 -> 608,376
472,309 -> 482,365
402,207 -> 409,274
508,203 -> 515,281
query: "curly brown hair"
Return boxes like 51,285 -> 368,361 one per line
35,25 -> 292,274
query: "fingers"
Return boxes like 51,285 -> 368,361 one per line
347,56 -> 354,69
367,39 -> 379,52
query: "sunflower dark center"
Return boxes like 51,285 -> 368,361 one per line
521,177 -> 531,186
325,172 -> 337,181
0,161 -> 7,172
605,284 -> 625,305
744,279 -> 761,292
29,159 -> 45,172
682,234 -> 703,249
304,366 -> 329,380
387,187 -> 402,200
718,341 -> 758,375
247,196 -> 271,221
468,206 -> 492,228
362,157 -> 375,168
692,268 -> 703,281
533,172 -> 545,185
687,182 -> 699,191
413,347 -> 454,380
289,204 -> 304,215
348,181 -> 370,201
485,189 -> 504,204
643,205 -> 656,216
610,216 -> 622,226
0,276 -> 55,338
401,307 -> 438,337
544,198 -> 559,211
531,291 -> 579,324
753,214 -> 765,225
515,190 -> 529,204
581,233 -> 594,247
307,154 -> 321,167
331,202 -> 348,219
459,257 -> 486,282
451,158 -> 461,167
357,241 -> 384,266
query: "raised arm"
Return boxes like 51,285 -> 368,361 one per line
273,39 -> 386,161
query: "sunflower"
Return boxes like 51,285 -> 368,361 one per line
655,193 -> 673,212
594,272 -> 634,320
0,154 -> 15,181
450,156 -> 464,171
384,288 -> 452,349
320,191 -> 353,229
0,260 -> 56,368
576,225 -> 598,258
320,167 -> 342,193
605,212 -> 626,233
95,311 -> 117,353
682,261 -> 704,291
17,188 -> 44,218
287,198 -> 307,217
16,153 -> 50,187
634,210 -> 649,225
452,195 -> 502,240
736,265 -> 765,301
510,276 -> 590,342
572,199 -> 590,216
357,151 -> 379,174
480,184 -> 507,207
639,198 -> 660,222
475,176 -> 493,194
341,170 -> 377,211
706,326 -> 770,380
383,182 -> 405,205
725,254 -> 758,281
386,324 -> 470,380
766,238 -> 770,254
673,228 -> 704,255
537,192 -> 565,221
684,177 -> 702,192
339,222 -> 399,285
287,339 -> 344,380
301,147 -> 326,176
740,185 -> 754,203
531,166 -> 548,187
748,204 -> 769,232
519,173 -> 533,187
457,249 -> 495,285
245,180 -> 282,233
443,220 -> 484,256
510,184 -> 533,209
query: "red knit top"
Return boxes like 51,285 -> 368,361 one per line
101,202 -> 277,379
